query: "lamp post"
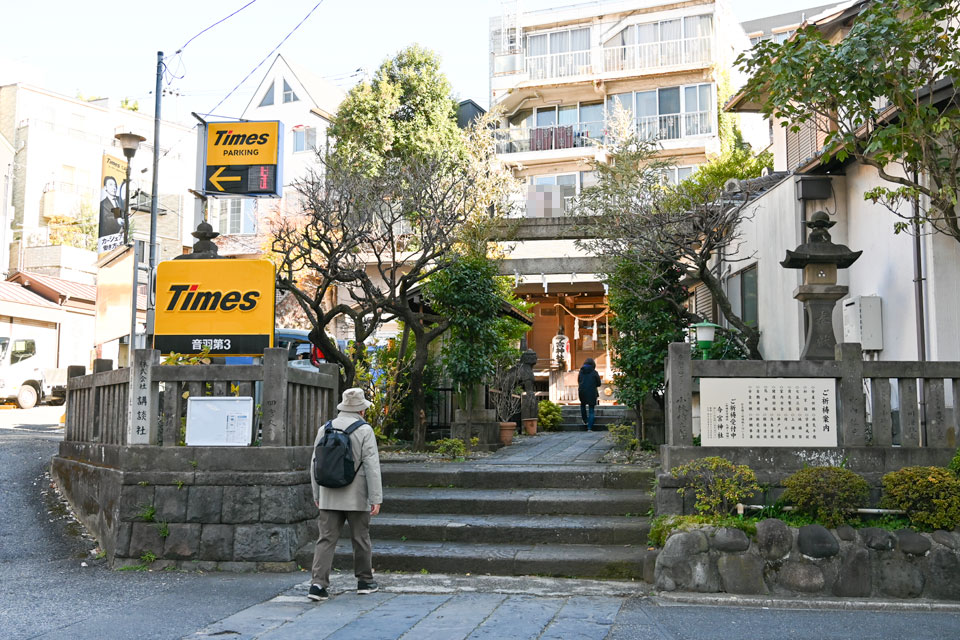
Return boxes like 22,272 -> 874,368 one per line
114,132 -> 146,245
693,322 -> 722,360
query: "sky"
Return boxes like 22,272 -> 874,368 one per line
3,0 -> 828,132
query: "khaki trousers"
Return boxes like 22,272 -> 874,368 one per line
311,509 -> 373,587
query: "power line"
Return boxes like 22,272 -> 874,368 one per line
201,0 -> 327,118
175,0 -> 259,54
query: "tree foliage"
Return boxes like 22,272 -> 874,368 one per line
606,259 -> 687,440
574,113 -> 771,359
737,0 -> 960,240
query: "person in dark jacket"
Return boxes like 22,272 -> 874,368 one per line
578,358 -> 602,431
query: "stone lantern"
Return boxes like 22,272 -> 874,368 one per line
780,211 -> 861,360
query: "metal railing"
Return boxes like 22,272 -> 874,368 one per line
637,111 -> 713,141
494,121 -> 605,154
525,49 -> 593,80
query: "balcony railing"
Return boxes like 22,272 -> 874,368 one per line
602,36 -> 712,74
494,121 -> 604,154
525,49 -> 593,80
495,112 -> 713,154
514,36 -> 713,83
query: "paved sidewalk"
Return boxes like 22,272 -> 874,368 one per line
483,430 -> 613,464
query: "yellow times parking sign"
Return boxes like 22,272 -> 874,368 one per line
154,259 -> 275,357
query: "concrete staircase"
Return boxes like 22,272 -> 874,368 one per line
314,461 -> 656,580
558,404 -> 631,432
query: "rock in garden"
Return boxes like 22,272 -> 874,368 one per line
895,529 -> 931,556
835,525 -> 856,542
833,546 -> 871,597
860,527 -> 896,551
718,553 -> 768,595
711,528 -> 750,553
932,530 -> 960,550
877,555 -> 923,598
778,561 -> 825,593
797,524 -> 839,558
654,531 -> 718,592
756,518 -> 792,560
924,548 -> 960,600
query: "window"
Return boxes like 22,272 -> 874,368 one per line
627,83 -> 713,140
216,198 -> 256,235
11,339 -> 35,364
282,79 -> 299,103
604,15 -> 712,70
528,172 -> 586,216
728,265 -> 758,327
660,166 -> 697,185
293,127 -> 316,153
258,81 -> 275,107
525,27 -> 591,78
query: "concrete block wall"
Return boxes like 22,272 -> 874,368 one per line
51,442 -> 319,571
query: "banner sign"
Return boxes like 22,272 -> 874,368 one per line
97,154 -> 127,254
700,378 -> 838,447
154,259 -> 275,356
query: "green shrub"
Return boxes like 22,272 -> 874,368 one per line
607,423 -> 638,451
949,447 -> 960,477
538,400 -> 562,431
782,466 -> 869,528
670,457 -> 760,516
432,438 -> 467,459
648,514 -> 757,548
881,466 -> 960,530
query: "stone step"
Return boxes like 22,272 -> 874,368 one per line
561,405 -> 630,416
356,513 -> 650,546
383,487 -> 651,516
325,539 -> 656,581
381,463 -> 654,491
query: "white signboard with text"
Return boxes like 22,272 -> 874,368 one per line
701,378 -> 837,447
185,397 -> 255,446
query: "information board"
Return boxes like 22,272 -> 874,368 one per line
700,378 -> 837,447
185,397 -> 255,446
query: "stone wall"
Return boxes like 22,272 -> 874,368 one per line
654,521 -> 960,600
51,441 -> 318,571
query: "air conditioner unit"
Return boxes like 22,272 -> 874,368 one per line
842,296 -> 883,351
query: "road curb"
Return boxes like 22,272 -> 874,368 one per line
655,591 -> 960,613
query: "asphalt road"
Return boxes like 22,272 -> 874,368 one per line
0,407 -> 303,640
3,407 -> 960,640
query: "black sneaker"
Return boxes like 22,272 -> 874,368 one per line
357,580 -> 379,594
308,584 -> 329,601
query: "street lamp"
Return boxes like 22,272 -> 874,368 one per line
693,322 -> 722,360
114,132 -> 146,244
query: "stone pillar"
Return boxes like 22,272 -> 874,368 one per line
794,284 -> 848,361
665,342 -> 693,446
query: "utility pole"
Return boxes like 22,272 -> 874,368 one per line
147,50 -> 163,339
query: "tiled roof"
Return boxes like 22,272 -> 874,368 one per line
13,271 -> 96,302
0,282 -> 61,309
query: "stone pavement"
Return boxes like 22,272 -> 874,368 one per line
186,572 -> 960,640
482,430 -> 614,464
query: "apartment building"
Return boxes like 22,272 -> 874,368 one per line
489,0 -> 756,400
0,83 -> 196,274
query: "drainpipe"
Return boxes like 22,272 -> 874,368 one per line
912,170 -> 927,445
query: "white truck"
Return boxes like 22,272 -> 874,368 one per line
0,337 -> 68,408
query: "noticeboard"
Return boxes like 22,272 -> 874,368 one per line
205,121 -> 282,197
700,378 -> 838,447
154,259 -> 275,356
185,396 -> 255,446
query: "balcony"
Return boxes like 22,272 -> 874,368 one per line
495,112 -> 713,156
496,36 -> 714,85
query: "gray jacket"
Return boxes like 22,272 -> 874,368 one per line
310,411 -> 383,511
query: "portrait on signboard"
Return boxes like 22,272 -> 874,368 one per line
98,154 -> 127,254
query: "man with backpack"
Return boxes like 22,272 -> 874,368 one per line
308,387 -> 382,602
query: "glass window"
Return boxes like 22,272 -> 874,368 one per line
660,19 -> 681,41
685,86 -> 699,111
534,176 -> 557,185
605,27 -> 635,48
636,91 -> 657,117
550,31 -> 570,54
536,107 -> 557,127
659,87 -> 680,114
677,166 -> 694,182
580,171 -> 599,189
527,34 -> 548,56
579,102 -> 603,124
217,198 -> 256,235
684,15 -> 713,38
258,81 -> 274,107
699,84 -> 712,112
11,339 -> 35,364
637,23 -> 658,44
293,127 -> 316,152
570,28 -> 591,51
558,105 -> 578,125
282,79 -> 299,103
742,266 -> 758,326
606,93 -> 634,119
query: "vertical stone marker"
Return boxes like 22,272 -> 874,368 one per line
128,349 -> 159,444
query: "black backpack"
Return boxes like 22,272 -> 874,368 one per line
313,419 -> 366,488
